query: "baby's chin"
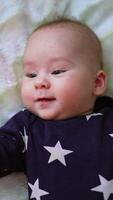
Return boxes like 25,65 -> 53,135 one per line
33,111 -> 76,121
34,112 -> 61,121
29,109 -> 57,120
30,109 -> 66,121
29,106 -> 93,121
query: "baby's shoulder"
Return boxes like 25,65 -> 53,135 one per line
1,109 -> 36,132
95,97 -> 113,136
14,109 -> 36,125
94,96 -> 113,119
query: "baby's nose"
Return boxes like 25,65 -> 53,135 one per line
34,77 -> 50,89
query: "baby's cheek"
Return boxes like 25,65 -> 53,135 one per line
21,85 -> 34,104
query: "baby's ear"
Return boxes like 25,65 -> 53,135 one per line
93,70 -> 107,96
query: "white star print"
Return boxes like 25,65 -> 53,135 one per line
109,133 -> 113,137
86,113 -> 103,120
21,108 -> 26,111
20,127 -> 28,152
109,133 -> 113,149
44,141 -> 73,166
91,175 -> 113,200
28,178 -> 49,200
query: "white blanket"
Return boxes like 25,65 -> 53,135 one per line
0,0 -> 113,199
0,173 -> 28,200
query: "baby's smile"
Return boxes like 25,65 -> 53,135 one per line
35,97 -> 56,109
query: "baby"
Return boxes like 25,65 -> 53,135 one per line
0,18 -> 113,200
22,18 -> 106,120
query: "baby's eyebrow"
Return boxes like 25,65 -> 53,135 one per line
23,61 -> 34,66
48,57 -> 73,64
23,57 -> 74,70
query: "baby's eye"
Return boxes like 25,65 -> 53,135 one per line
26,73 -> 37,78
51,69 -> 66,75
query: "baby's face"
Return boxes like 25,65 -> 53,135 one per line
21,26 -> 99,120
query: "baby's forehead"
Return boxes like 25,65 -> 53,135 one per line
32,22 -> 100,51
35,21 -> 94,38
29,23 -> 94,60
45,23 -> 99,53
27,21 -> 102,70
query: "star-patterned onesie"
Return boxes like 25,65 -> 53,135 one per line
0,96 -> 113,200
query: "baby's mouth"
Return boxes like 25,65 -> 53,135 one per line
36,97 -> 56,102
34,97 -> 56,109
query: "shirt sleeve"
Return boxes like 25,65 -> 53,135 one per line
0,111 -> 26,176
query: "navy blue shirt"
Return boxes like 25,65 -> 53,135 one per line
0,96 -> 113,200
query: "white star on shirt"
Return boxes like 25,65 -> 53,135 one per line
28,178 -> 49,200
21,108 -> 26,111
44,141 -> 73,166
91,175 -> 113,200
20,127 -> 28,152
109,134 -> 113,148
109,133 -> 113,137
86,113 -> 103,120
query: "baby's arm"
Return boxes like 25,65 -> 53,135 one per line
0,112 -> 25,177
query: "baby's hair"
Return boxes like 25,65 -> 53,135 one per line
33,17 -> 103,70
